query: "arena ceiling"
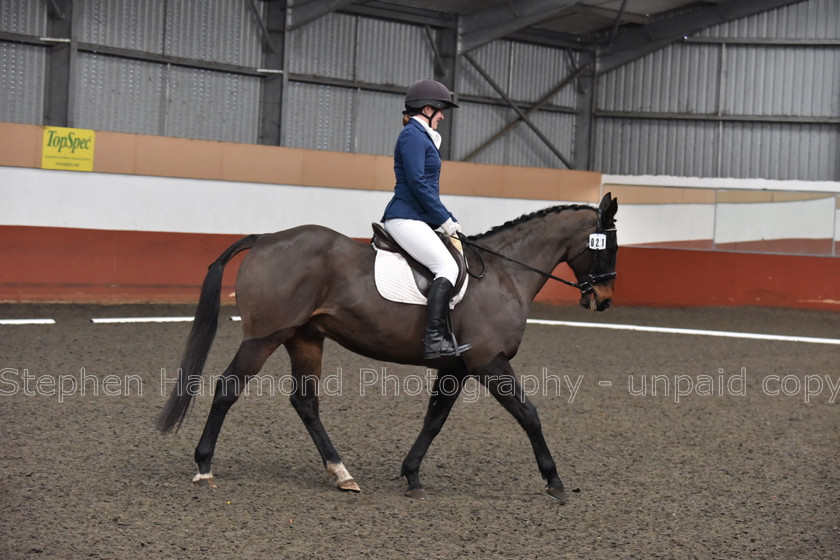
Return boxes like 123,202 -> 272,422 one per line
283,0 -> 806,72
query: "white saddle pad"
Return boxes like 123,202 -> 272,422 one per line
373,246 -> 468,308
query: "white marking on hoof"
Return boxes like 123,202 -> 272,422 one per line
192,472 -> 217,488
326,462 -> 360,493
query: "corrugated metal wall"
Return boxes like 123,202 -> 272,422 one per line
0,0 -> 47,124
2,0 -> 837,180
75,0 -> 263,142
595,0 -> 840,180
0,0 -> 46,35
454,40 -> 577,168
284,13 -> 431,153
0,0 -> 263,141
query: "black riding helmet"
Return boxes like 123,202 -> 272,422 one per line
403,79 -> 458,126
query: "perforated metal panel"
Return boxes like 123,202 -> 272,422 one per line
164,0 -> 264,66
284,81 -> 354,151
0,0 -> 47,35
510,42 -> 576,108
700,0 -> 840,39
354,90 -> 404,155
594,118 -> 720,177
456,41 -> 511,98
597,43 -> 721,114
452,101 -> 510,164
76,0 -> 166,53
0,42 -> 45,124
287,13 -> 356,80
724,45 -> 838,117
595,0 -> 840,179
2,0 -> 837,180
75,52 -> 260,142
164,66 -> 260,142
75,53 -> 164,135
720,122 -> 839,180
356,18 -> 435,86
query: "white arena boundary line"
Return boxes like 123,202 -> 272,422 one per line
80,316 -> 839,346
0,318 -> 56,325
90,317 -> 195,324
527,319 -> 840,346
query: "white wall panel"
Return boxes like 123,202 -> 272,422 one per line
715,196 -> 835,244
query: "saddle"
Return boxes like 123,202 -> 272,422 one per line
371,223 -> 468,297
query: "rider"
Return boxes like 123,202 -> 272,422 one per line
382,79 -> 471,360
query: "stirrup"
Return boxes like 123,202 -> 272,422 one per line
423,333 -> 471,360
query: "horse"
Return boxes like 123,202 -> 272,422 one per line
157,192 -> 618,503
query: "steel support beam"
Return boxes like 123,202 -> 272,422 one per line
462,53 -> 574,168
461,63 -> 588,165
288,0 -> 356,31
43,0 -> 74,127
245,0 -> 280,52
459,0 -> 576,54
573,51 -> 597,171
598,0 -> 808,73
431,20 -> 459,160
258,0 -> 286,145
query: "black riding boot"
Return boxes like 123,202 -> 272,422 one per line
423,278 -> 471,360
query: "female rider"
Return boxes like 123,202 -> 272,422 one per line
382,79 -> 471,360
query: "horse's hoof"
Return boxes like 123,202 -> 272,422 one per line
545,485 -> 566,504
192,473 -> 218,489
404,487 -> 427,500
337,478 -> 361,493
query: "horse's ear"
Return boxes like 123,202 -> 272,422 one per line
599,192 -> 618,226
599,192 -> 611,212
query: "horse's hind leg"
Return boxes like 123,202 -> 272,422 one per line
193,333 -> 286,488
285,331 -> 360,493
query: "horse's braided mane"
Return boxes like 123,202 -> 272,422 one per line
469,203 -> 596,241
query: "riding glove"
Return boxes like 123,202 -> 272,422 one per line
441,218 -> 461,237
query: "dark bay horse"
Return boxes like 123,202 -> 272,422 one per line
157,193 -> 618,503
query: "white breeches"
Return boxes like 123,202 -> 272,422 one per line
383,218 -> 459,285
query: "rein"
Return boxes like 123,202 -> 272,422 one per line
456,226 -> 617,296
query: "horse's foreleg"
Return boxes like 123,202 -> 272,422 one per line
401,371 -> 464,499
285,332 -> 360,493
477,354 -> 565,504
193,336 -> 282,488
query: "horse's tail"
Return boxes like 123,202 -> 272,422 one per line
156,234 -> 261,433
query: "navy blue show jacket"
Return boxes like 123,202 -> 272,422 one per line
381,118 -> 454,228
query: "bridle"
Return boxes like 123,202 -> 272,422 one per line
455,213 -> 617,297
564,225 -> 617,295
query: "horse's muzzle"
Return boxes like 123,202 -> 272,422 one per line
580,291 -> 611,311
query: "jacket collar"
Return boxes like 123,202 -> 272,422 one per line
410,116 -> 442,150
